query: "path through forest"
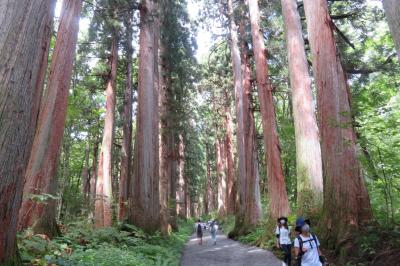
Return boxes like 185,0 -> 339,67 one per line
180,231 -> 282,266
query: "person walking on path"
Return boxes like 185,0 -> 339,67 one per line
210,220 -> 218,245
195,219 -> 203,245
294,218 -> 326,266
275,217 -> 292,266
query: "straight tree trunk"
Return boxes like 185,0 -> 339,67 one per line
383,0 -> 400,61
216,138 -> 227,217
95,36 -> 118,228
168,133 -> 178,230
159,37 -> 173,234
226,0 -> 247,236
224,104 -> 235,214
303,0 -> 373,250
0,0 -> 55,263
239,20 -> 262,229
281,0 -> 323,216
227,0 -> 261,236
18,0 -> 82,236
82,143 -> 91,201
176,134 -> 186,218
248,0 -> 290,219
204,144 -> 213,214
129,0 -> 161,232
118,11 -> 133,222
90,140 -> 99,216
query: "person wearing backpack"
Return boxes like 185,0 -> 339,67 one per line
275,217 -> 292,266
195,219 -> 203,245
294,218 -> 326,266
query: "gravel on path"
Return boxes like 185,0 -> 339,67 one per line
180,231 -> 283,266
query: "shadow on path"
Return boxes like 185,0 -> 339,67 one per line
180,231 -> 283,266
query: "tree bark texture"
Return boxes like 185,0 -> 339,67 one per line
239,20 -> 262,229
95,36 -> 118,228
18,0 -> 82,236
303,0 -> 373,249
383,0 -> 400,61
281,0 -> 323,216
118,11 -> 134,222
248,0 -> 290,219
224,104 -> 236,215
216,138 -> 227,217
129,0 -> 161,232
0,0 -> 55,263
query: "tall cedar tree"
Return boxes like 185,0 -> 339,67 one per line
248,0 -> 290,219
223,103 -> 235,214
383,0 -> 400,61
239,18 -> 262,230
118,9 -> 134,222
0,0 -> 55,263
159,18 -> 173,235
216,137 -> 227,216
129,0 -> 161,232
227,0 -> 261,236
303,0 -> 373,249
281,0 -> 323,215
18,0 -> 83,237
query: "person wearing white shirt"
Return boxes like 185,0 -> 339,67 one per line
294,221 -> 325,266
275,217 -> 292,266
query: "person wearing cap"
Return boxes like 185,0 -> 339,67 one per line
294,218 -> 325,266
275,217 -> 292,266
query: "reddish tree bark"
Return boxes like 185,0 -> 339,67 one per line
204,144 -> 213,214
118,11 -> 133,222
248,0 -> 290,219
0,1 -> 55,262
303,0 -> 373,249
159,37 -> 173,234
227,0 -> 261,235
216,138 -> 227,217
95,36 -> 118,228
18,0 -> 82,236
129,0 -> 161,232
239,20 -> 262,230
383,0 -> 400,61
281,0 -> 323,216
223,104 -> 235,214
176,134 -> 186,218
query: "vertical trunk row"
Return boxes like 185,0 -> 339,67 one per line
303,0 -> 372,249
129,0 -> 161,233
82,143 -> 91,201
176,134 -> 186,218
227,0 -> 247,235
18,0 -> 82,236
224,104 -> 236,215
90,140 -> 99,211
216,138 -> 227,217
95,36 -> 119,228
280,0 -> 323,216
159,34 -> 173,234
118,11 -> 134,222
239,20 -> 262,229
0,0 -> 54,262
383,0 -> 400,61
247,0 -> 290,219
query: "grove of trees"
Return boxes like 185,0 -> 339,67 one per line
0,0 -> 399,264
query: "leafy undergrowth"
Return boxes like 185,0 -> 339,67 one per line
18,219 -> 193,266
222,215 -> 400,266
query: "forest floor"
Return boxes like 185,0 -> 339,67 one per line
180,231 -> 282,266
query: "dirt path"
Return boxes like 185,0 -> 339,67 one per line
180,231 -> 283,266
